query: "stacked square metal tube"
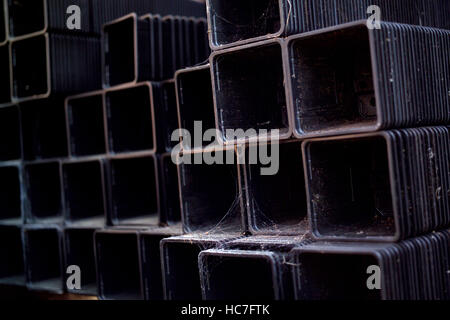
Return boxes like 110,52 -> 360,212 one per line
0,0 -> 449,301
0,0 -> 208,298
1,0 -> 102,294
181,0 -> 448,300
65,3 -> 210,299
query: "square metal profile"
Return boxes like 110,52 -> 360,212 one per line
286,21 -> 450,139
11,32 -> 101,101
0,225 -> 25,286
102,13 -> 138,87
210,39 -> 291,144
94,229 -> 143,300
105,153 -> 160,226
177,147 -> 244,233
206,0 -> 285,50
24,160 -> 63,224
23,225 -> 64,294
207,235 -> 311,300
303,133 -> 397,242
291,231 -> 450,300
199,249 -> 286,300
20,97 -> 68,161
64,227 -> 97,296
0,162 -> 23,225
105,82 -> 156,155
11,33 -> 49,100
65,90 -> 106,157
291,242 -> 386,300
303,128 -> 450,242
286,22 -> 377,138
175,64 -> 216,150
139,226 -> 182,300
62,159 -> 107,227
161,234 -> 238,300
7,0 -> 47,39
238,140 -> 308,235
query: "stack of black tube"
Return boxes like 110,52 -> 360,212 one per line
0,0 -> 448,301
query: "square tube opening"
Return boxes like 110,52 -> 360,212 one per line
20,98 -> 68,160
162,241 -> 202,300
24,228 -> 62,292
0,106 -> 21,161
0,226 -> 25,285
67,94 -> 106,157
95,232 -> 142,300
109,156 -> 159,225
289,26 -> 377,135
200,253 -> 276,300
12,34 -> 48,98
212,42 -> 288,141
0,44 -> 11,104
295,252 -> 381,300
245,142 -> 307,233
25,162 -> 62,222
179,150 -> 241,233
63,161 -> 105,224
140,234 -> 167,300
64,229 -> 97,295
103,16 -> 136,86
176,66 -> 215,148
106,85 -> 155,154
160,154 -> 181,224
0,166 -> 22,224
7,0 -> 45,38
208,0 -> 281,47
306,136 -> 395,238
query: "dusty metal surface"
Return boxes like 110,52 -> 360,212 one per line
206,0 -> 450,50
303,128 -> 449,242
285,21 -> 450,139
291,230 -> 450,300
